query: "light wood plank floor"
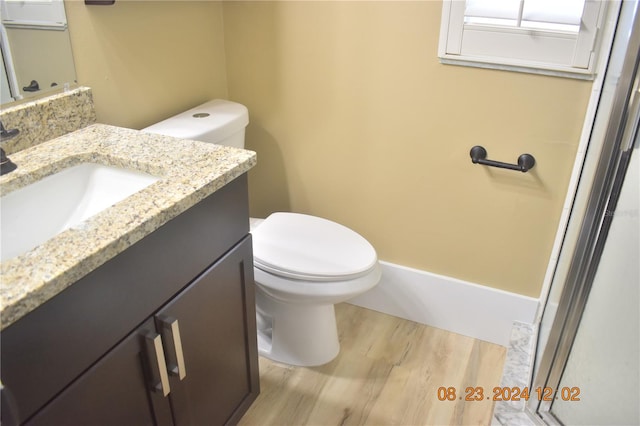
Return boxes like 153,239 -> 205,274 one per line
239,303 -> 507,426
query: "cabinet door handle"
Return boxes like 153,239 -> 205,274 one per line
158,316 -> 187,380
144,332 -> 171,396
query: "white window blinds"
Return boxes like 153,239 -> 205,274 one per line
439,0 -> 607,77
465,0 -> 585,28
0,0 -> 67,30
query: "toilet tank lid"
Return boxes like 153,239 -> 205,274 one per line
142,99 -> 248,143
252,212 -> 379,280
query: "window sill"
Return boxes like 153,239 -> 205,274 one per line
438,56 -> 596,81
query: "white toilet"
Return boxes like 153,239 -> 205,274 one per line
144,99 -> 381,366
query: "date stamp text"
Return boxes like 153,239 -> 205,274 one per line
437,386 -> 581,402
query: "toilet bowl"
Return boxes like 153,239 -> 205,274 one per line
143,99 -> 381,366
251,212 -> 381,366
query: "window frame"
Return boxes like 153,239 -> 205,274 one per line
0,0 -> 67,31
438,0 -> 609,79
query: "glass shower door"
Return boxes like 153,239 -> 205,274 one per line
550,144 -> 639,425
530,1 -> 640,424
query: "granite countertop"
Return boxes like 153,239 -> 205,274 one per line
0,124 -> 256,330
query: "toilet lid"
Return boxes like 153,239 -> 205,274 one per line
252,213 -> 378,281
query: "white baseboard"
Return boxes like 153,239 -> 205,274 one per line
348,261 -> 539,347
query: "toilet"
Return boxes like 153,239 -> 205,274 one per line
143,99 -> 381,366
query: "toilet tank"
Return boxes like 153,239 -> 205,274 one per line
142,99 -> 249,149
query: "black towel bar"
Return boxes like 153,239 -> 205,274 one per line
470,145 -> 535,173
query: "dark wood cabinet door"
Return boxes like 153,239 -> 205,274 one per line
17,235 -> 258,426
25,318 -> 174,426
159,237 -> 259,426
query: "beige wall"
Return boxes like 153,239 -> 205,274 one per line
64,0 -> 228,129
63,0 -> 593,297
223,1 -> 593,297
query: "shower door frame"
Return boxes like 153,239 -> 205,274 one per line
527,0 -> 640,423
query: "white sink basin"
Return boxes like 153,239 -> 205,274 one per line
1,163 -> 159,261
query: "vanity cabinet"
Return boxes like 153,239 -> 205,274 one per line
1,174 -> 259,425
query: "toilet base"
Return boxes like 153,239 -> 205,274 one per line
255,288 -> 340,366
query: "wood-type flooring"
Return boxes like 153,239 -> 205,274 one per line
239,303 -> 507,426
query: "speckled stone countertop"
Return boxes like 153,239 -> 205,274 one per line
0,86 -> 96,155
0,124 -> 256,330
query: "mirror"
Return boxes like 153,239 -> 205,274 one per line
0,0 -> 77,106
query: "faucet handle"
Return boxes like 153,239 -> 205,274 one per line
0,122 -> 20,142
0,147 -> 17,175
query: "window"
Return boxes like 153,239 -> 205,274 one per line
438,0 -> 608,78
0,0 -> 67,30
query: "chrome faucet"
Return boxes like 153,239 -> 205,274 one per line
0,121 -> 19,175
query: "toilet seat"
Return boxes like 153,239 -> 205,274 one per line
252,213 -> 378,281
